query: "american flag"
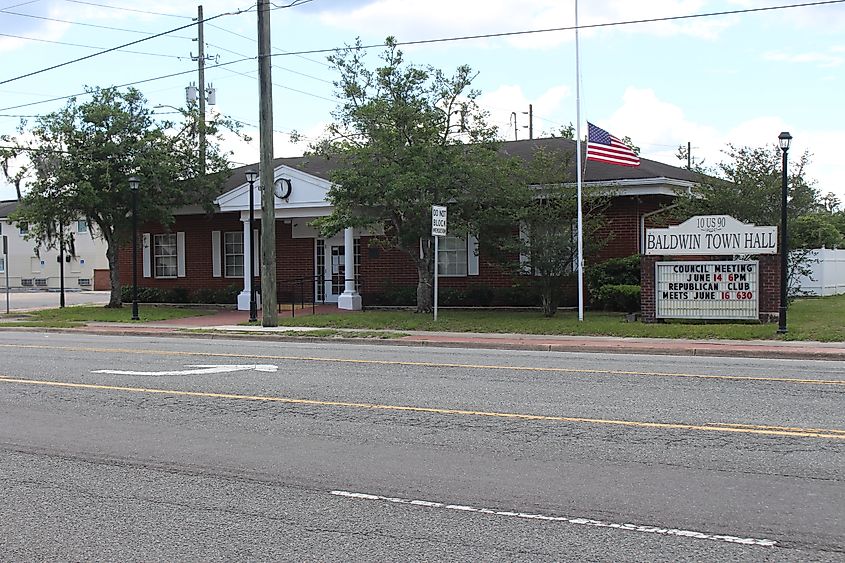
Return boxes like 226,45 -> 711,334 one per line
586,122 -> 640,167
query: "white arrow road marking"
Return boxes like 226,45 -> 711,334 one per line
329,491 -> 777,548
92,364 -> 278,376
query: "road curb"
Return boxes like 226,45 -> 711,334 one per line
2,325 -> 843,361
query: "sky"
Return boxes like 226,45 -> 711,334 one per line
1,0 -> 843,204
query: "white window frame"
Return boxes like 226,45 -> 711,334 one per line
0,255 -> 5,274
223,231 -> 244,278
18,223 -> 28,235
437,235 -> 468,277
77,220 -> 89,233
154,233 -> 178,279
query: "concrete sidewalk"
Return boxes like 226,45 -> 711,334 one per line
47,308 -> 845,361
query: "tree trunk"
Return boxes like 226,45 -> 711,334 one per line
541,291 -> 557,317
540,278 -> 558,317
104,236 -> 123,308
415,239 -> 434,313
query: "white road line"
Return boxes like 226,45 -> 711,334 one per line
91,364 -> 279,376
329,490 -> 777,548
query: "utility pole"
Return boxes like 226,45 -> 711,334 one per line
522,104 -> 533,139
258,0 -> 278,325
510,111 -> 518,141
195,5 -> 206,176
687,141 -> 692,169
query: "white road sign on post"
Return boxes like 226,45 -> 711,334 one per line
431,205 -> 447,321
431,206 -> 447,237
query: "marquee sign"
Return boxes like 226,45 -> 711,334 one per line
645,215 -> 777,256
655,260 -> 759,320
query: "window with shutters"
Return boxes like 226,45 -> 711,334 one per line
224,231 -> 244,278
154,234 -> 178,278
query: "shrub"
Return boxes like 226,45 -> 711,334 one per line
492,284 -> 541,307
377,284 -> 416,306
594,284 -> 641,313
465,284 -> 494,307
586,255 -> 641,304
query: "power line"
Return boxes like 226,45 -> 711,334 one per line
0,32 -> 184,59
206,42 -> 333,85
0,8 -> 194,40
1,0 -> 841,113
205,22 -> 332,68
61,0 -> 193,19
267,0 -> 845,59
0,57 -> 253,112
0,8 -> 248,86
217,65 -> 339,103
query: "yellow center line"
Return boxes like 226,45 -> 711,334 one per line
706,422 -> 845,435
0,343 -> 842,387
1,375 -> 843,441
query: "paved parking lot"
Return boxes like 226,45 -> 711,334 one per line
0,290 -> 111,312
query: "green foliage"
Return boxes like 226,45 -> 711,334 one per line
675,144 -> 820,226
310,38 -> 519,313
5,86 -> 242,307
586,255 -> 641,299
120,284 -> 240,304
479,147 -> 611,317
367,282 -> 539,308
791,214 -> 844,249
593,284 -> 641,313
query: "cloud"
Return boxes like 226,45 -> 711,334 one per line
314,0 -> 740,50
478,84 -> 570,140
601,87 -> 844,199
763,49 -> 844,68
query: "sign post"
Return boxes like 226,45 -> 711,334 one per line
431,205 -> 447,321
3,235 -> 8,314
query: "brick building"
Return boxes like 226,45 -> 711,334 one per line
119,138 -> 698,310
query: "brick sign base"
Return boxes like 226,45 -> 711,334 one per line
641,254 -> 781,323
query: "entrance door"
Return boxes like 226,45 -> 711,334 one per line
329,244 -> 345,301
317,237 -> 358,303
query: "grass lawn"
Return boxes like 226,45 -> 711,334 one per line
3,305 -> 218,327
267,294 -> 845,342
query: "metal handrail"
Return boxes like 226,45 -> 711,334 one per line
274,274 -> 363,317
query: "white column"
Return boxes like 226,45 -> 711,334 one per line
237,218 -> 254,310
337,226 -> 362,310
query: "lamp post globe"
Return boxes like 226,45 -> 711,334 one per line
128,176 -> 141,321
245,170 -> 259,323
777,132 -> 791,334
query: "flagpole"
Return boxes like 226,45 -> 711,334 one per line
574,0 -> 585,322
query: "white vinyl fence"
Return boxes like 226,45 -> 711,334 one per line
796,248 -> 845,296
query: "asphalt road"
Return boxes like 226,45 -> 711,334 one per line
0,331 -> 842,561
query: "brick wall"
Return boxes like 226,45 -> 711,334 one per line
119,196 -> 672,305
593,196 -> 674,262
119,212 -> 245,291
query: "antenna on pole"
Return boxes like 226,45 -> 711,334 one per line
522,104 -> 533,140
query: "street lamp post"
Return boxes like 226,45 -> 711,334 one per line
129,176 -> 140,321
777,132 -> 792,334
245,170 -> 258,322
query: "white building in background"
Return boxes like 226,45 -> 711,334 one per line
0,200 -> 110,290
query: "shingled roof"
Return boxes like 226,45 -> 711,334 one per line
216,136 -> 699,199
0,199 -> 19,219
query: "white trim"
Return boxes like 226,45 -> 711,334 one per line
468,235 -> 479,276
142,233 -> 151,278
253,229 -> 260,274
176,231 -> 186,277
211,230 -> 222,278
